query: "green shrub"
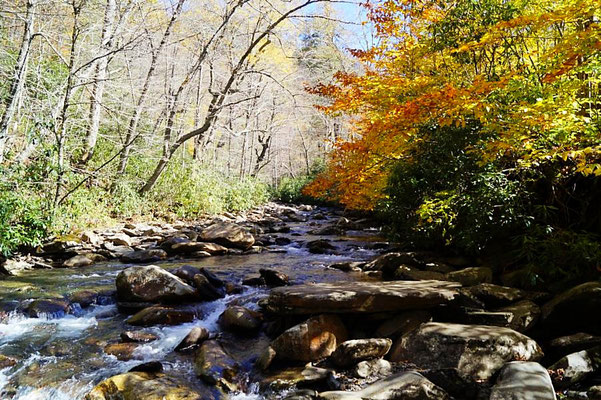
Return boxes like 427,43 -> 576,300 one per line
272,160 -> 326,204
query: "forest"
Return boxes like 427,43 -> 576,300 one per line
1,0 -> 601,399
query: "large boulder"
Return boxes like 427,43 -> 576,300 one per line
392,322 -> 543,381
126,306 -> 196,326
116,265 -> 197,304
490,362 -> 556,400
541,282 -> 601,333
548,345 -> 601,389
264,281 -> 460,314
200,223 -> 254,250
84,372 -> 222,400
318,371 -> 449,400
27,299 -> 70,318
272,315 -> 348,362
330,338 -> 392,368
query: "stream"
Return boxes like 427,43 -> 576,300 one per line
0,207 -> 384,399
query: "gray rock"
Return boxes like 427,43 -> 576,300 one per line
264,280 -> 460,314
548,345 -> 601,389
330,338 -> 392,368
375,310 -> 432,338
0,258 -> 34,275
392,265 -> 446,281
120,330 -> 159,343
193,274 -> 224,301
392,322 -> 543,381
465,283 -> 526,307
116,265 -> 197,303
354,359 -> 392,379
318,371 -> 449,400
490,362 -> 556,400
27,299 -> 70,318
498,300 -> 540,332
446,267 -> 492,286
547,333 -> 601,359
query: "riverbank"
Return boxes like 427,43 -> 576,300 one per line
0,204 -> 600,399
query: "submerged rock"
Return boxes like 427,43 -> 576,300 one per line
27,299 -> 70,318
195,340 -> 239,390
85,371 -> 221,400
490,361 -> 556,400
104,342 -> 140,361
318,371 -> 449,400
126,306 -> 196,326
306,239 -> 337,254
264,280 -> 460,314
200,223 -> 255,250
116,265 -> 198,304
272,315 -> 348,362
392,322 -> 543,381
120,330 -> 159,343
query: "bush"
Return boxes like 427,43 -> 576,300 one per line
272,160 -> 326,204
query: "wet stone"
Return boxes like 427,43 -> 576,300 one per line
120,330 -> 159,343
175,327 -> 211,352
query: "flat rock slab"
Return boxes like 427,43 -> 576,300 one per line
264,280 -> 461,314
490,362 -> 556,400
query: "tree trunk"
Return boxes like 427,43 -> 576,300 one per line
80,0 -> 117,164
116,0 -> 185,175
0,0 -> 35,162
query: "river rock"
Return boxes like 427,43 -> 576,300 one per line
194,274 -> 224,301
106,233 -> 133,247
104,342 -> 140,361
272,315 -> 348,362
363,252 -> 423,277
392,322 -> 543,381
120,249 -> 168,263
306,239 -> 337,254
116,265 -> 198,303
589,386 -> 601,400
69,290 -> 99,308
175,327 -> 211,352
490,361 -> 556,400
259,268 -> 290,287
354,359 -> 392,379
541,281 -> 601,333
256,346 -> 277,370
465,283 -> 526,307
171,265 -> 203,285
328,262 -> 364,272
0,258 -> 34,275
264,280 -> 460,314
121,330 -> 159,343
391,265 -> 446,281
547,333 -> 601,360
200,223 -> 255,250
318,371 -> 449,400
129,361 -> 163,373
159,236 -> 190,254
0,354 -> 17,369
27,299 -> 70,318
199,268 -> 225,288
219,306 -> 262,334
446,267 -> 493,286
85,371 -> 221,400
375,310 -> 432,338
497,300 -> 540,332
126,306 -> 196,326
173,241 -> 228,255
548,345 -> 601,388
330,338 -> 392,368
261,364 -> 332,391
195,340 -> 239,390
62,254 -> 95,268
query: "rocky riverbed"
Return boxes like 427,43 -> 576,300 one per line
1,203 -> 600,399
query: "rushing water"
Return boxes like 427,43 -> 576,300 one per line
0,209 -> 384,399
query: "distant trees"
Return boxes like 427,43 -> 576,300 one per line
0,0 -> 354,205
